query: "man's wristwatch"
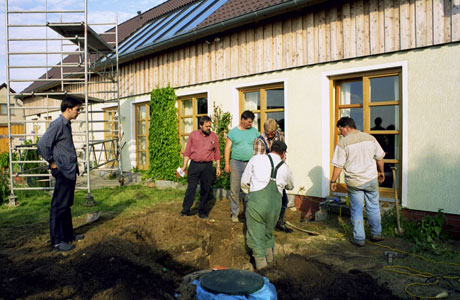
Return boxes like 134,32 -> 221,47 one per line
330,180 -> 336,183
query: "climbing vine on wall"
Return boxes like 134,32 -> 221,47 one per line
147,86 -> 181,181
211,103 -> 232,189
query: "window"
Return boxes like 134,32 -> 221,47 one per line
104,108 -> 118,166
44,116 -> 52,130
0,104 -> 7,115
177,94 -> 208,153
239,83 -> 285,133
332,69 -> 401,197
135,103 -> 150,170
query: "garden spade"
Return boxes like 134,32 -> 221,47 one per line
74,211 -> 101,229
391,167 -> 404,236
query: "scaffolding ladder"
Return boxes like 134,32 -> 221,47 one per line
4,0 -> 122,205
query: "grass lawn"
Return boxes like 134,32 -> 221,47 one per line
0,185 -> 185,229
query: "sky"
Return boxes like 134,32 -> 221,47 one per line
0,0 -> 167,92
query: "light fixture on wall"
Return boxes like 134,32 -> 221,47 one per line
214,37 -> 221,42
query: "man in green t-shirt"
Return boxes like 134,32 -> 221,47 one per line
224,110 -> 259,222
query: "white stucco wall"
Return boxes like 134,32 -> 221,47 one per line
122,43 -> 460,215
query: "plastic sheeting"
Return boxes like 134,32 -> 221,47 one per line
193,277 -> 277,300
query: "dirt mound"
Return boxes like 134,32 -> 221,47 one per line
0,197 -> 404,300
261,254 -> 400,300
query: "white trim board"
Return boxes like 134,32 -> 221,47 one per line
321,61 -> 408,206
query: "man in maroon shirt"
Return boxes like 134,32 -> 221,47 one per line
180,116 -> 221,218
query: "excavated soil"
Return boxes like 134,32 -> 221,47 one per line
0,195 -> 407,300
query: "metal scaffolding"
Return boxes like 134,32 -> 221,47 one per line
4,0 -> 121,205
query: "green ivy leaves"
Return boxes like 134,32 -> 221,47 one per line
147,86 -> 181,181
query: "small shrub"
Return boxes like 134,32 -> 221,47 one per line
0,152 -> 12,204
19,140 -> 49,187
211,104 -> 232,190
382,208 -> 453,256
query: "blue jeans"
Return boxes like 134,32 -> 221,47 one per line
230,159 -> 248,217
347,179 -> 382,241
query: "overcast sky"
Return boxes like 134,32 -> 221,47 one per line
0,0 -> 167,92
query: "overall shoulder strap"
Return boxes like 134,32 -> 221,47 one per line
258,135 -> 270,153
268,154 -> 284,179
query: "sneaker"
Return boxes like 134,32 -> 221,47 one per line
199,214 -> 208,219
349,237 -> 365,247
231,215 -> 239,223
53,242 -> 75,252
180,211 -> 191,217
370,235 -> 384,242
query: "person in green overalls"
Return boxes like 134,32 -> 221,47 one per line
241,141 -> 294,270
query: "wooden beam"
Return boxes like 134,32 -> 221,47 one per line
263,23 -> 274,71
231,32 -> 239,77
239,30 -> 248,75
283,19 -> 293,68
343,2 -> 352,58
273,21 -> 283,70
453,0 -> 460,41
306,12 -> 315,64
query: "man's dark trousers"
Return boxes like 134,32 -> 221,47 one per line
181,161 -> 213,216
50,169 -> 76,246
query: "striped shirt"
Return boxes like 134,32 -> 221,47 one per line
331,130 -> 385,187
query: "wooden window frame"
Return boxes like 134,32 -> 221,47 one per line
238,83 -> 284,133
103,107 -> 118,166
177,93 -> 208,153
135,103 -> 150,170
331,68 -> 402,198
44,116 -> 52,130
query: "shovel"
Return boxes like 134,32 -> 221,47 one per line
391,167 -> 404,236
74,211 -> 101,229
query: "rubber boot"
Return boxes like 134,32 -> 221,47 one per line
265,248 -> 274,264
254,256 -> 267,270
275,208 -> 293,233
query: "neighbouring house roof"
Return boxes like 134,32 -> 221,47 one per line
23,0 -> 322,93
0,83 -> 16,94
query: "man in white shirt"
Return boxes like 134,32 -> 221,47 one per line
330,117 -> 385,247
241,141 -> 294,269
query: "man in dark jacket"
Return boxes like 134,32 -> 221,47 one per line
37,96 -> 83,252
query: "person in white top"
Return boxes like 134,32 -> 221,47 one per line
241,141 -> 294,269
330,116 -> 385,247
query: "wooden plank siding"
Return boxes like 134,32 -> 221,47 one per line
59,0 -> 459,99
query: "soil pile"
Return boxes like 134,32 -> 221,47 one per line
0,198 -> 403,300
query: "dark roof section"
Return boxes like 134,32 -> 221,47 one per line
23,0 -> 325,93
196,0 -> 287,29
107,0 -> 197,43
23,0 -> 195,93
1,83 -> 16,94
116,0 -> 229,58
